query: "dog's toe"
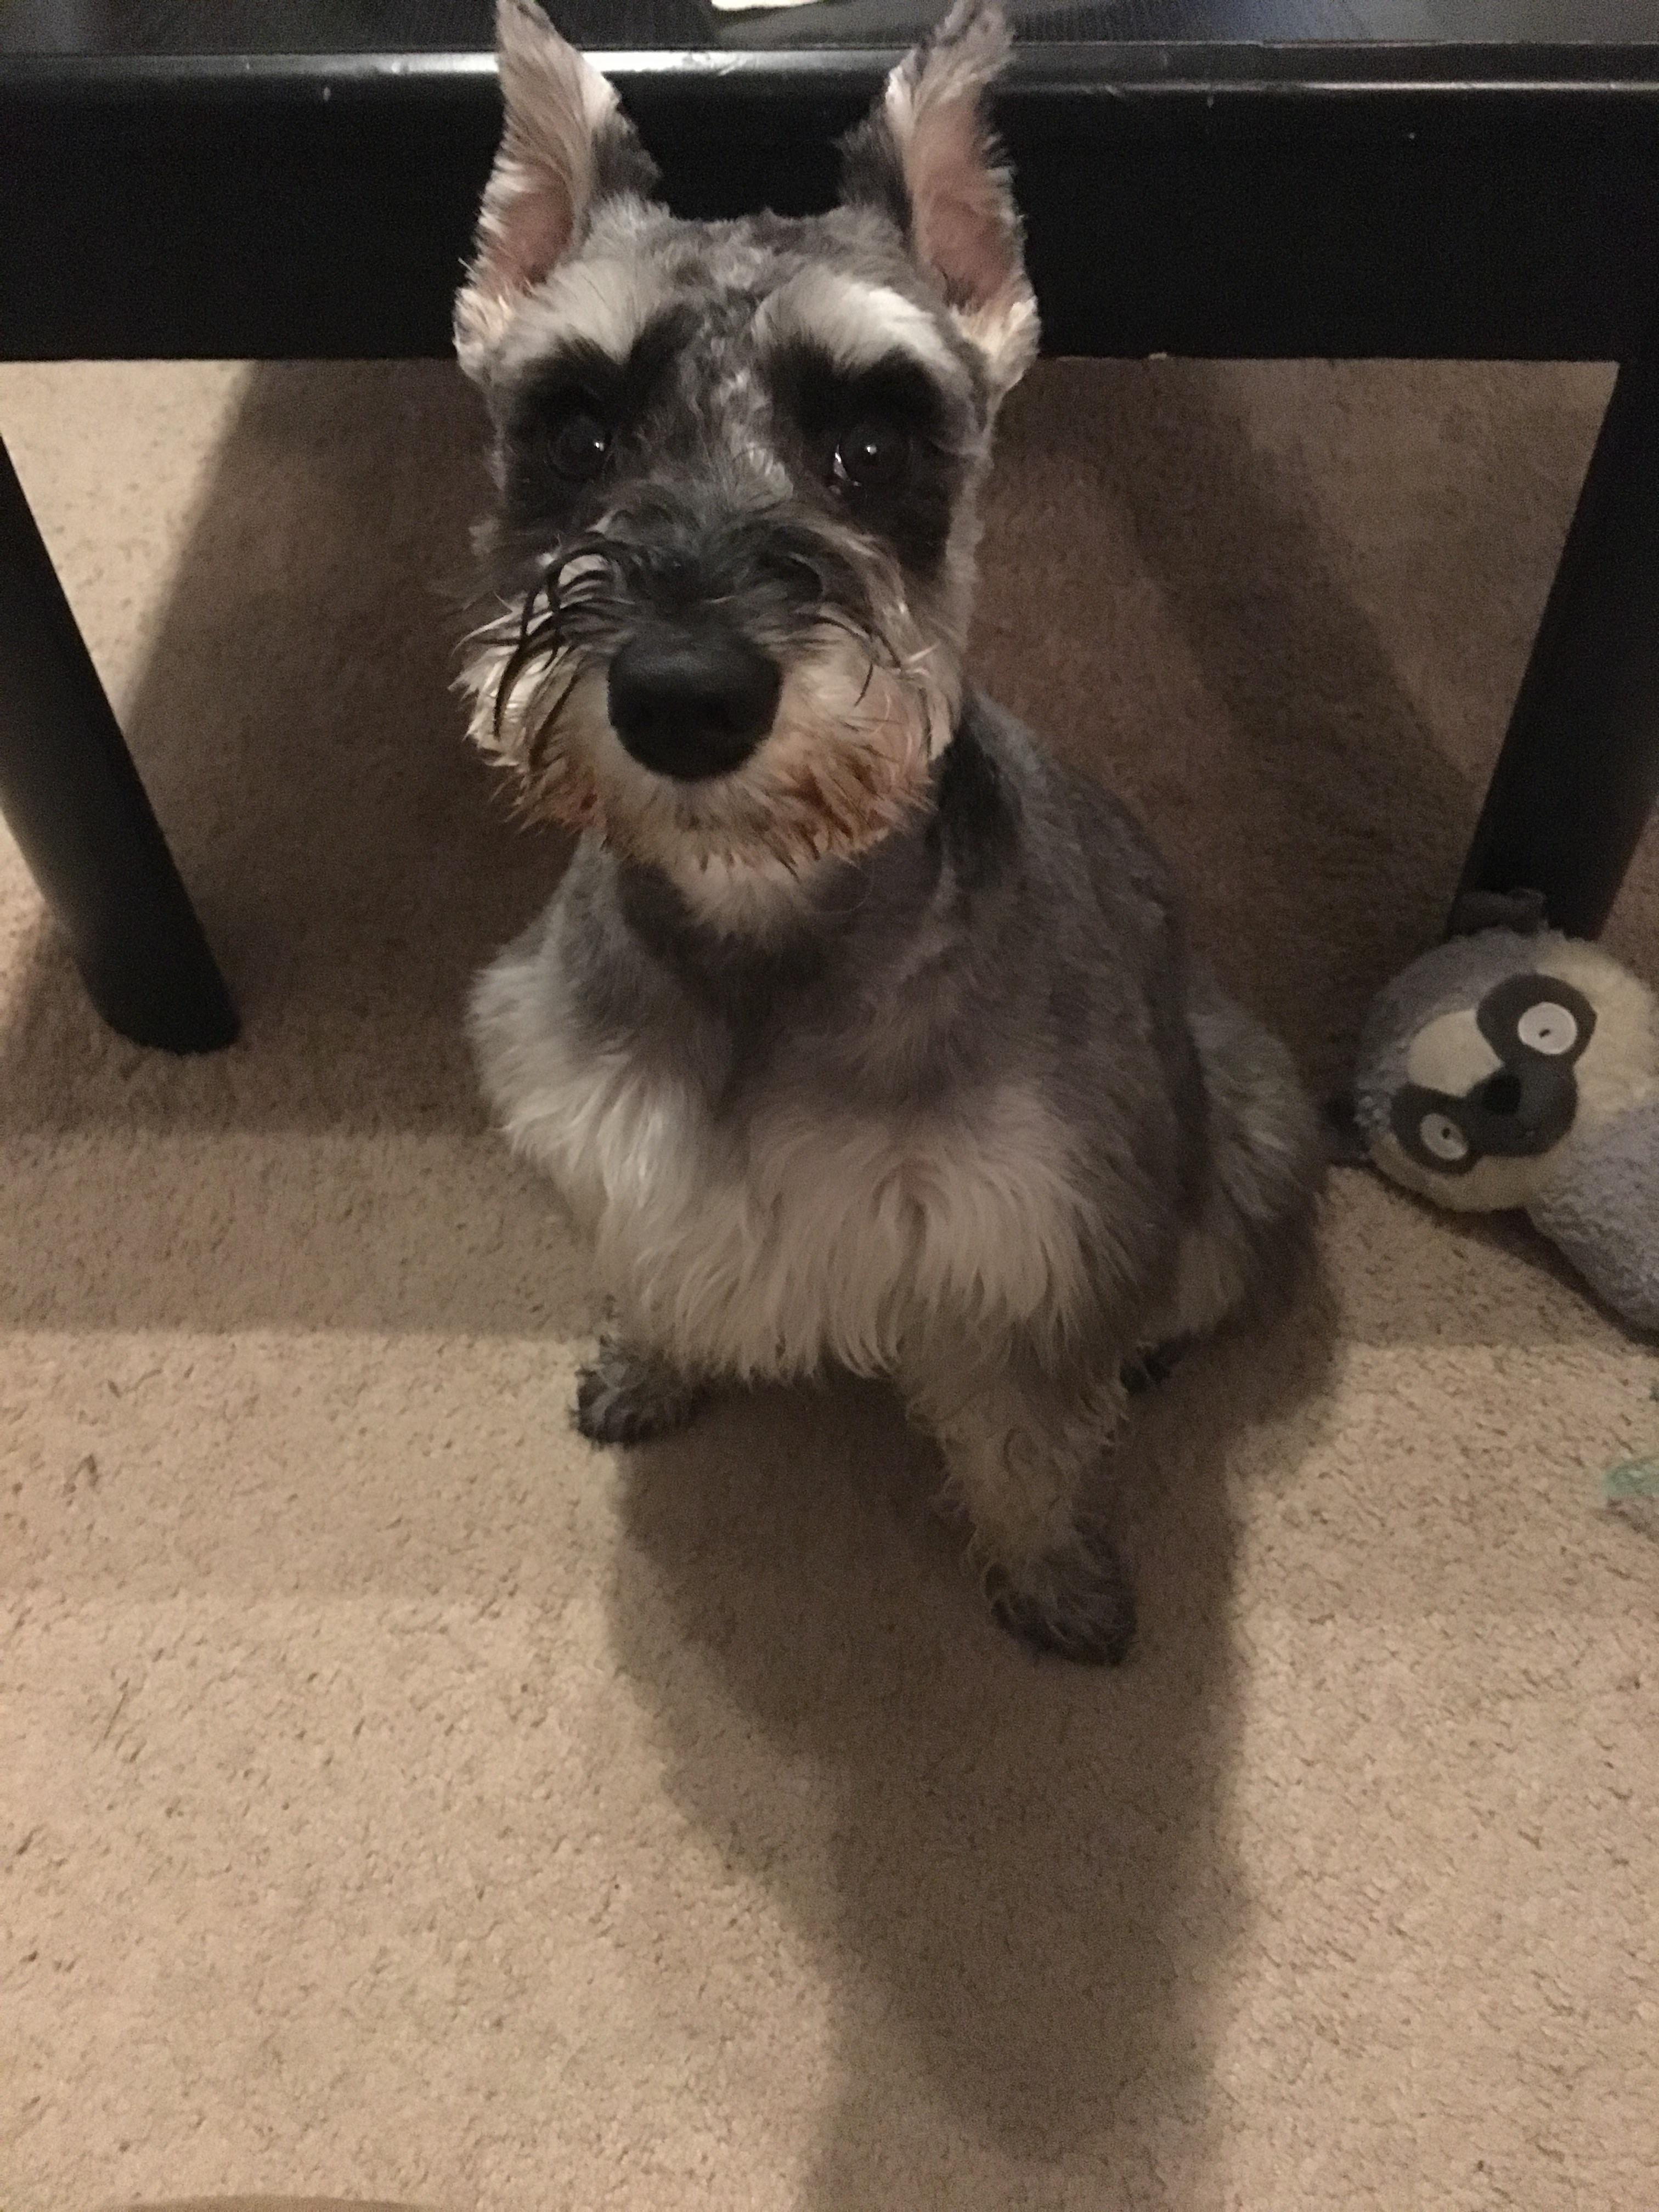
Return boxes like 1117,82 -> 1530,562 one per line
573,1340 -> 706,1447
986,1545 -> 1137,1666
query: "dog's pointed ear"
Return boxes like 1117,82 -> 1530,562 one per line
839,0 -> 1038,399
455,0 -> 659,380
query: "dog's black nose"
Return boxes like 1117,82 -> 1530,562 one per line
607,626 -> 782,781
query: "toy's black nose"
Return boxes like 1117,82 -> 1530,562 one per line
607,625 -> 781,781
1481,1070 -> 1523,1117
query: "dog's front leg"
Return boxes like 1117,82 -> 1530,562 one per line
574,1332 -> 709,1447
901,1344 -> 1135,1665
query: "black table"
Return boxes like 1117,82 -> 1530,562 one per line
3,1 -> 1658,1049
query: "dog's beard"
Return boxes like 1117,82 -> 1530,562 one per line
460,588 -> 960,876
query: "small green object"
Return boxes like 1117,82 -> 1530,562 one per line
1605,1457 -> 1659,1502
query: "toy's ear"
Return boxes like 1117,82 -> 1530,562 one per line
1449,887 -> 1548,939
455,0 -> 659,381
839,0 -> 1038,400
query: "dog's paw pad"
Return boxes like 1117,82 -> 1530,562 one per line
573,1345 -> 704,1447
986,1548 -> 1137,1667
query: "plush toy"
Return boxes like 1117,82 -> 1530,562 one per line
1347,891 -> 1659,1335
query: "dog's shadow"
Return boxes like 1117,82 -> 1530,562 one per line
606,1274 -> 1336,2205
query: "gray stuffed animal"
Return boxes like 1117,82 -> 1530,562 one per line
1348,892 -> 1659,1334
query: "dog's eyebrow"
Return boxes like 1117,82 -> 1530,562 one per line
755,267 -> 967,391
496,252 -> 670,380
514,302 -> 696,419
766,338 -> 954,450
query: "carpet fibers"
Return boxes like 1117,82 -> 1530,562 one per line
1,358 -> 1655,2211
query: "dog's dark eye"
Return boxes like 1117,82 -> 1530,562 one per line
833,417 -> 907,492
548,407 -> 612,482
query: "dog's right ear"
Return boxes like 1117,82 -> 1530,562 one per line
455,0 -> 659,380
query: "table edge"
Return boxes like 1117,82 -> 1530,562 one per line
4,41 -> 1659,98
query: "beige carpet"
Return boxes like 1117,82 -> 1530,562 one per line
2,356 -> 1656,2212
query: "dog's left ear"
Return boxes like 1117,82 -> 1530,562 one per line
456,0 -> 659,380
840,0 -> 1038,399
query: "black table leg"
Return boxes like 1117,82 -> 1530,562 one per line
1453,354 -> 1659,940
0,432 -> 238,1051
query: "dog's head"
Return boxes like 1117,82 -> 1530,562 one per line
455,0 -> 1036,899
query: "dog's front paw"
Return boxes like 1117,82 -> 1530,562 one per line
986,1543 -> 1137,1667
574,1338 -> 707,1447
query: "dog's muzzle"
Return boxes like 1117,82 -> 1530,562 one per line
607,622 -> 782,781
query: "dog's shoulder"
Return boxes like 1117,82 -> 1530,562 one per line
955,689 -> 1181,938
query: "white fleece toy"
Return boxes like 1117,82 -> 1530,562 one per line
1350,894 -> 1659,1335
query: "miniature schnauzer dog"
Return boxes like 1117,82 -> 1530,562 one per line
456,0 -> 1322,1661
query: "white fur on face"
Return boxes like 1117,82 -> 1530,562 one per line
494,253 -> 669,383
460,596 -> 960,884
472,925 -> 1091,1380
755,266 -> 969,393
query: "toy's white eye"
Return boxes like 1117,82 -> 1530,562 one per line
1419,1113 -> 1469,1163
1517,1001 -> 1578,1056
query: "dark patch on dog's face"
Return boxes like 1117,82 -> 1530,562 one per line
1389,972 -> 1595,1176
501,303 -> 699,534
766,337 -> 965,582
486,214 -> 979,617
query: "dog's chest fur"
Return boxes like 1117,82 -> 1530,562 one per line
472,885 -> 1088,1380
